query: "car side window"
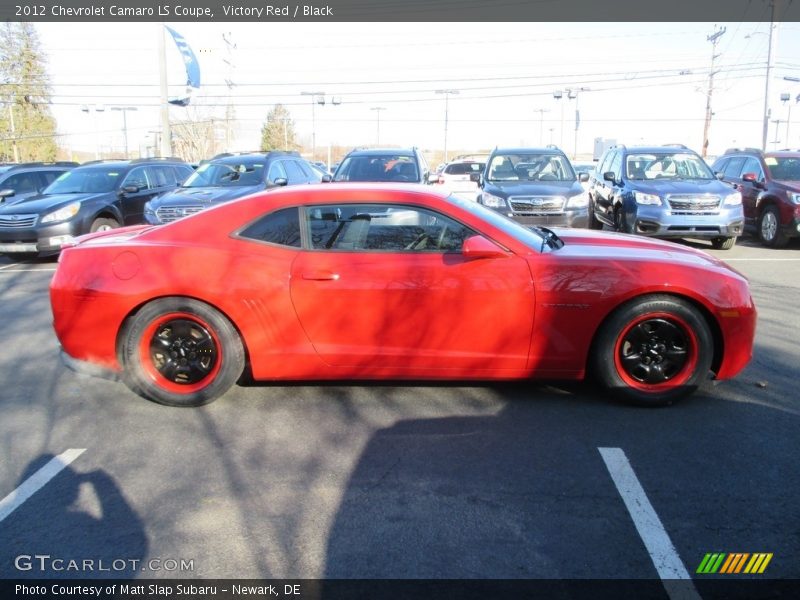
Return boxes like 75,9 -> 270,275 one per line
597,150 -> 613,175
304,204 -> 475,252
739,157 -> 764,181
608,151 -> 623,180
267,161 -> 287,183
174,165 -> 194,184
238,207 -> 301,248
712,157 -> 729,175
40,170 -> 64,186
1,172 -> 39,193
147,166 -> 171,188
122,167 -> 150,191
722,156 -> 745,179
294,160 -> 315,182
283,160 -> 306,184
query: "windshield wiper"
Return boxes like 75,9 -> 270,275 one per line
529,226 -> 564,252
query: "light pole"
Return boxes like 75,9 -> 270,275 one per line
81,104 -> 105,159
435,89 -> 459,163
552,90 -> 564,148
761,6 -> 778,151
569,87 -> 590,160
533,108 -> 550,146
110,106 -> 137,158
301,91 -> 325,161
370,107 -> 386,145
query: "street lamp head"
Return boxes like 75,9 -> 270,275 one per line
553,90 -> 563,99
781,92 -> 791,102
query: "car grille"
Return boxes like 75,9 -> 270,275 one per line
667,195 -> 721,214
509,196 -> 565,215
155,205 -> 205,223
0,214 -> 38,228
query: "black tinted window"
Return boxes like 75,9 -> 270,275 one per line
239,207 -> 301,248
722,156 -> 746,179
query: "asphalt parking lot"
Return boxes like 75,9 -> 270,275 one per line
0,235 -> 798,598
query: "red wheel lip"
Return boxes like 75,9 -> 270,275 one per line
138,311 -> 223,395
613,311 -> 699,392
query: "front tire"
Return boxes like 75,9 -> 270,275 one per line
588,196 -> 604,230
711,236 -> 736,250
90,217 -> 120,233
120,298 -> 245,406
592,295 -> 713,406
758,205 -> 788,248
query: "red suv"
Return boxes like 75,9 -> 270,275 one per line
712,148 -> 800,247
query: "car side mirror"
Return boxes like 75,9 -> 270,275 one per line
272,177 -> 288,187
469,173 -> 481,183
462,235 -> 508,260
579,172 -> 589,182
741,172 -> 765,188
320,174 -> 332,183
714,171 -> 725,180
603,171 -> 616,183
120,185 -> 140,195
0,188 -> 15,199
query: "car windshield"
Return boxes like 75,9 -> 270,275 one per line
766,156 -> 800,181
183,162 -> 265,187
334,155 -> 419,182
445,193 -> 550,251
626,153 -> 714,180
44,166 -> 124,194
444,162 -> 484,175
487,153 -> 575,182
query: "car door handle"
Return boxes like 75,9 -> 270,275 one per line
302,271 -> 340,281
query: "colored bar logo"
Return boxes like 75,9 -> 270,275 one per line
696,553 -> 773,574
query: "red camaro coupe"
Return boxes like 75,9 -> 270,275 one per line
50,184 -> 756,407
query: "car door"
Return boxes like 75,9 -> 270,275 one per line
594,150 -> 621,218
735,157 -> 764,226
289,203 -> 535,373
118,166 -> 158,225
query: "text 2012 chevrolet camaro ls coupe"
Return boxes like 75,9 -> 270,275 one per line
50,184 -> 756,407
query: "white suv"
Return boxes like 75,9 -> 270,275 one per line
434,158 -> 486,200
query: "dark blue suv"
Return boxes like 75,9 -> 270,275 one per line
589,144 -> 744,249
473,147 -> 590,227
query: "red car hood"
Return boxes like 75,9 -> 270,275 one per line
551,228 -> 742,275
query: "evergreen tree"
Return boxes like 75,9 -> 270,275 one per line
0,23 -> 58,162
260,104 -> 297,151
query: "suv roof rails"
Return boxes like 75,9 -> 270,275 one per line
130,156 -> 185,163
210,150 -> 299,160
776,148 -> 800,152
724,147 -> 763,155
663,143 -> 689,149
4,161 -> 79,171
545,144 -> 561,150
79,159 -> 128,166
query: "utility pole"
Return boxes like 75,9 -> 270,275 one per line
762,1 -> 779,151
157,25 -> 172,157
301,91 -> 325,161
222,31 -> 237,152
702,26 -> 726,158
370,107 -> 386,145
533,108 -> 550,146
435,89 -> 459,163
8,104 -> 19,162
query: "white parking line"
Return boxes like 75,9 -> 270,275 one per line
0,267 -> 57,272
599,447 -> 701,600
0,449 -> 86,523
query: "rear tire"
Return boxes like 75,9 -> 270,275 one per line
711,236 -> 736,250
592,295 -> 713,407
758,205 -> 788,248
120,297 -> 244,407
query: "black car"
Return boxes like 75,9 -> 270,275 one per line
0,158 -> 193,258
473,146 -> 590,227
0,162 -> 78,204
145,151 -> 325,224
332,148 -> 430,184
711,148 -> 800,247
588,144 -> 745,249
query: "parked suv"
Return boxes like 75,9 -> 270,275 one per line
589,144 -> 743,249
0,158 -> 193,258
0,161 -> 78,204
332,148 -> 430,184
145,151 -> 324,224
434,157 -> 486,200
474,146 -> 590,227
711,148 -> 800,247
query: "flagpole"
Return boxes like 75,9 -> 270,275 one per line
158,24 -> 172,157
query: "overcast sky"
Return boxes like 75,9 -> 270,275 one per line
35,21 -> 800,161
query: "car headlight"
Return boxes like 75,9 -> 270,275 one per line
566,192 -> 589,208
41,202 -> 80,224
634,192 -> 661,206
481,192 -> 508,210
789,193 -> 800,205
723,192 -> 742,206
